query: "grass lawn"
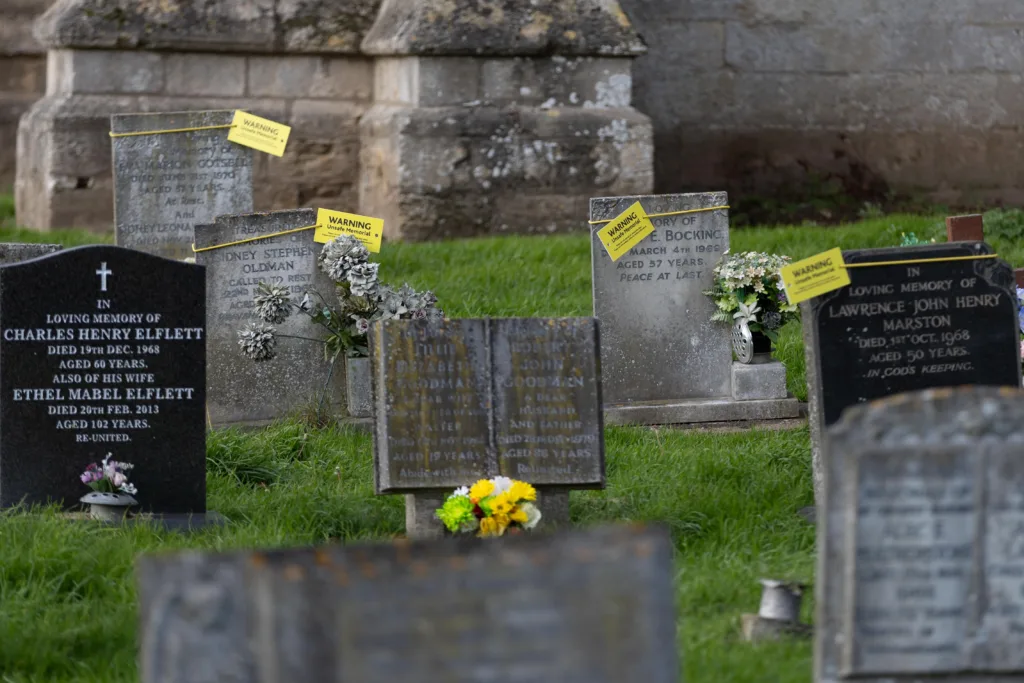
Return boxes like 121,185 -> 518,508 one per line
0,198 -> 1010,682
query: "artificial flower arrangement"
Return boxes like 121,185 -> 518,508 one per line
238,234 -> 443,363
1017,287 -> 1024,364
703,251 -> 799,342
436,476 -> 542,538
80,454 -> 138,495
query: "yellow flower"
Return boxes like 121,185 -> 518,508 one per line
492,513 -> 511,535
478,517 -> 500,537
490,492 -> 514,516
509,507 -> 528,524
469,479 -> 494,501
507,480 -> 536,502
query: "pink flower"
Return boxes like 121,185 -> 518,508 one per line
80,473 -> 92,484
112,472 -> 126,488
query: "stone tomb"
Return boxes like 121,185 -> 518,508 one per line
372,317 -> 603,538
590,191 -> 800,426
0,245 -> 207,515
195,209 -> 347,428
802,241 -> 1021,502
136,524 -> 678,683
818,386 -> 1024,682
0,243 -> 62,264
112,110 -> 253,261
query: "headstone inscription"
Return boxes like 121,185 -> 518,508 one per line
801,242 -> 1021,503
590,192 -> 799,426
372,317 -> 604,538
195,209 -> 346,427
136,524 -> 679,683
0,246 -> 206,514
818,386 -> 1024,682
111,110 -> 254,261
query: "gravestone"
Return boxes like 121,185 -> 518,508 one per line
0,245 -> 206,515
195,209 -> 346,427
372,317 -> 604,538
0,243 -> 62,264
136,524 -> 678,683
818,386 -> 1024,682
946,213 -> 984,242
590,191 -> 799,426
802,242 -> 1021,503
112,110 -> 253,261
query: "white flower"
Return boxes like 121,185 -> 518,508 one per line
112,472 -> 126,488
119,482 -> 137,495
491,476 -> 513,494
451,486 -> 470,498
734,299 -> 761,324
520,502 -> 542,530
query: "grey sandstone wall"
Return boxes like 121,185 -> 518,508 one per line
15,0 -> 378,231
0,0 -> 53,189
620,0 -> 1024,205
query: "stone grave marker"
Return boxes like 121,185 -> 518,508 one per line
590,191 -> 799,426
946,213 -> 984,242
111,110 -> 253,261
818,386 -> 1024,682
0,245 -> 207,515
195,209 -> 346,428
136,524 -> 678,683
0,243 -> 63,264
372,317 -> 604,538
801,241 -> 1021,502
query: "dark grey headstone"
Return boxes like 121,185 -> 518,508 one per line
195,210 -> 345,427
112,110 -> 254,261
371,317 -> 604,493
0,245 -> 206,513
0,243 -> 63,264
590,192 -> 731,404
372,318 -> 493,492
492,318 -> 604,486
136,524 -> 679,683
803,242 -> 1021,501
818,386 -> 1024,682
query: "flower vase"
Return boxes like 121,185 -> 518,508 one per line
346,356 -> 372,418
80,491 -> 137,523
750,331 -> 773,364
733,321 -> 774,364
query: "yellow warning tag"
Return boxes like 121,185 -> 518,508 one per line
313,208 -> 384,253
227,111 -> 290,157
596,201 -> 655,262
780,247 -> 851,305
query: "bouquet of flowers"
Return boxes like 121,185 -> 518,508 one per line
436,477 -> 542,538
238,234 -> 443,362
703,251 -> 799,342
80,454 -> 137,495
1017,287 -> 1024,361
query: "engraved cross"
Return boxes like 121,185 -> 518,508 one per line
96,262 -> 113,292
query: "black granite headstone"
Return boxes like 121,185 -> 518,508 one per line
803,242 -> 1021,500
0,245 -> 206,513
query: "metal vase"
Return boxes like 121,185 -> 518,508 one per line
757,579 -> 805,623
346,356 -> 372,418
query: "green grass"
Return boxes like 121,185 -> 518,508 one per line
0,197 -> 1014,682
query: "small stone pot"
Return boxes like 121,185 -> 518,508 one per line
346,356 -> 372,418
757,579 -> 806,623
80,491 -> 137,523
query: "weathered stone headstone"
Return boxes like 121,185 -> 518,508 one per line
946,213 -> 984,242
0,245 -> 206,514
195,209 -> 346,427
818,386 -> 1024,682
0,243 -> 62,264
802,242 -> 1021,502
372,317 -> 604,538
112,110 -> 253,260
136,524 -> 678,683
590,191 -> 799,426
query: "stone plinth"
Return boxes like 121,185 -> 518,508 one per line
0,0 -> 54,188
359,0 -> 653,241
732,361 -> 788,401
15,0 -> 379,231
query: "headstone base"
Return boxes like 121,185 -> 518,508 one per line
603,396 -> 800,427
404,487 -> 573,540
66,510 -> 227,532
740,614 -> 813,642
731,361 -> 788,400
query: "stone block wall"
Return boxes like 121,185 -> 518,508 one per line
619,0 -> 1024,205
0,0 -> 53,189
16,0 -> 378,231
